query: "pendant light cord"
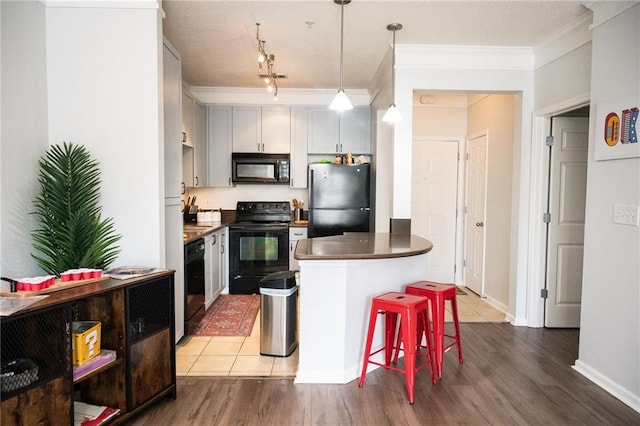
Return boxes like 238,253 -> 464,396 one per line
391,27 -> 396,102
339,1 -> 345,90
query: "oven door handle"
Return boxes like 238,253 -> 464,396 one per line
231,225 -> 289,232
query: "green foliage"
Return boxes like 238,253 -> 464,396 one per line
31,142 -> 121,275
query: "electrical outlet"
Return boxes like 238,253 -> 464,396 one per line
613,204 -> 640,226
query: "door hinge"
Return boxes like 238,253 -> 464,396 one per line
543,212 -> 551,223
463,259 -> 467,267
546,136 -> 554,147
541,288 -> 548,299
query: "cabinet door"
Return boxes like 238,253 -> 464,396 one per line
0,306 -> 72,425
207,106 -> 233,187
261,106 -> 291,153
126,275 -> 175,410
308,108 -> 340,154
232,106 -> 261,152
181,91 -> 194,146
163,43 -> 182,198
340,107 -> 371,154
289,226 -> 308,271
211,230 -> 223,300
193,102 -> 207,187
182,145 -> 194,187
204,234 -> 214,310
290,107 -> 308,188
219,229 -> 228,293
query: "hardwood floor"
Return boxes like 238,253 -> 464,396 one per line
127,323 -> 640,425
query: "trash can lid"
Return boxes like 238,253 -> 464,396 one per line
260,270 -> 297,289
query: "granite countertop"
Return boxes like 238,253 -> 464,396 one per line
183,222 -> 227,244
294,232 -> 433,260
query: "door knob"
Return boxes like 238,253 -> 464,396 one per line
475,222 -> 484,227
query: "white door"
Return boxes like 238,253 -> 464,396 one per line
545,117 -> 588,327
464,132 -> 487,296
411,139 -> 459,283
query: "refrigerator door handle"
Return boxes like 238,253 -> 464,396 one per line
362,207 -> 370,211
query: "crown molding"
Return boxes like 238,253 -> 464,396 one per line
396,45 -> 535,71
41,0 -> 159,9
534,12 -> 592,69
190,87 -> 371,106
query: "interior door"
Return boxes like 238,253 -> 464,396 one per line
464,133 -> 487,296
411,139 -> 459,283
545,117 -> 588,327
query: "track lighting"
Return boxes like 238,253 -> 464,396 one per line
255,23 -> 287,102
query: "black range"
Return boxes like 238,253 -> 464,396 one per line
228,201 -> 291,294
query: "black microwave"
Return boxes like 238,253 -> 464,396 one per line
231,153 -> 290,184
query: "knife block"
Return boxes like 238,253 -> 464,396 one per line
183,205 -> 198,223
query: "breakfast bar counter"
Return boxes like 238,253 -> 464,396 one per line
293,233 -> 433,384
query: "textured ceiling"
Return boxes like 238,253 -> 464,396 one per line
162,1 -> 590,90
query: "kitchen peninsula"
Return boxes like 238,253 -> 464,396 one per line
293,233 -> 433,384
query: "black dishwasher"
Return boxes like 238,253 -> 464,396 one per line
184,238 -> 205,333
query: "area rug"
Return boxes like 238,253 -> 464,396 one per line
190,295 -> 260,337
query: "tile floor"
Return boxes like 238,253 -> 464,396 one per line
176,288 -> 506,377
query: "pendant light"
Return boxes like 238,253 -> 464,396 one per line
383,23 -> 403,123
329,0 -> 353,111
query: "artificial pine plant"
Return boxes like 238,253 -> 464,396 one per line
31,142 -> 121,275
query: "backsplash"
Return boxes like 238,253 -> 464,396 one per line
185,185 -> 308,211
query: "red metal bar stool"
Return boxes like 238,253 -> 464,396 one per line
403,281 -> 464,378
359,292 -> 437,404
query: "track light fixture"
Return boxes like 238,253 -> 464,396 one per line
255,23 -> 287,101
383,23 -> 403,123
329,0 -> 353,111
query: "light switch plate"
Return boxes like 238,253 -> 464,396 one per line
613,204 -> 640,226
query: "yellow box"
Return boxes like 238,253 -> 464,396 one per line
72,321 -> 101,365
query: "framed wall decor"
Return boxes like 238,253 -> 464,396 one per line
594,100 -> 639,161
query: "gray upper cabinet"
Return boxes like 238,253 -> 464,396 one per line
207,105 -> 233,187
192,102 -> 206,187
307,106 -> 371,154
339,107 -> 371,155
232,106 -> 291,153
290,107 -> 308,188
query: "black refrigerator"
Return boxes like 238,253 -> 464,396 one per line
308,163 -> 371,238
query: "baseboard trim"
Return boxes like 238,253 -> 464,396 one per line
573,359 -> 640,413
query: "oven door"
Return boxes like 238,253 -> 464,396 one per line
229,225 -> 289,294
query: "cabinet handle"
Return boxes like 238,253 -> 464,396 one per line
221,245 -> 224,254
195,176 -> 199,186
335,144 -> 339,153
262,143 -> 265,152
212,234 -> 217,245
257,142 -> 261,151
182,132 -> 187,143
181,182 -> 185,194
228,177 -> 231,186
340,143 -> 343,152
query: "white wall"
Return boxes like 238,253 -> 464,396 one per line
573,2 -> 640,412
467,94 -> 515,308
45,2 -> 164,267
389,45 -> 535,323
0,1 -> 50,279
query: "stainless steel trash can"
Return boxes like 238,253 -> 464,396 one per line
259,271 -> 298,357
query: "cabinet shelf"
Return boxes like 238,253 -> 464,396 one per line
73,351 -> 120,383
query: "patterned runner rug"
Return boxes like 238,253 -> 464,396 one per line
190,294 -> 260,337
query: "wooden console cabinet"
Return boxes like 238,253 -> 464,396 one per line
1,270 -> 176,425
